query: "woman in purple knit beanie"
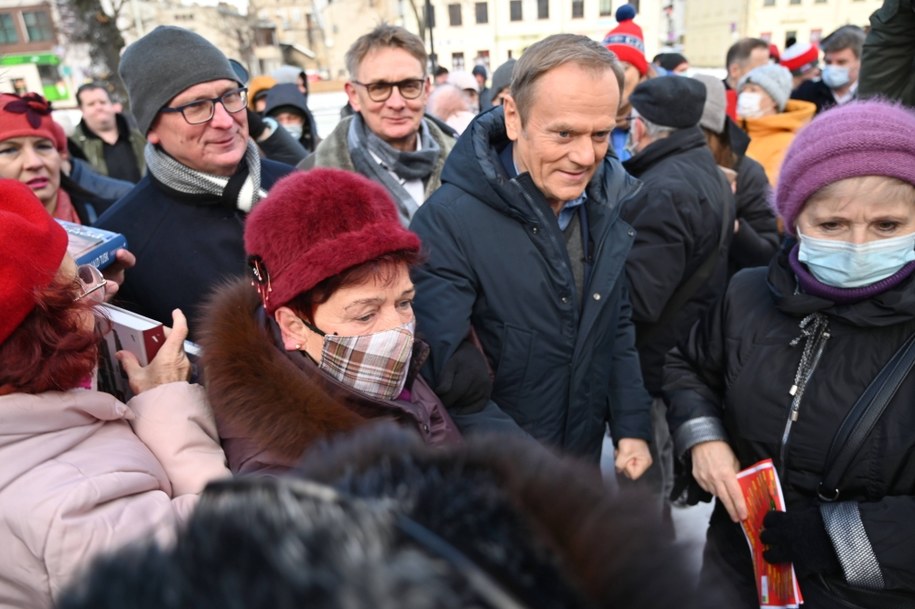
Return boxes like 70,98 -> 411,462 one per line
663,99 -> 915,609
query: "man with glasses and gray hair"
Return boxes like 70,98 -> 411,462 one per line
97,26 -> 293,336
299,24 -> 455,226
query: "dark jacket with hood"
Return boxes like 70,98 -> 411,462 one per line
664,247 -> 915,606
621,126 -> 734,394
409,107 -> 652,461
263,83 -> 320,153
198,280 -> 461,475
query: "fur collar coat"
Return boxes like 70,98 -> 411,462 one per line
198,279 -> 460,474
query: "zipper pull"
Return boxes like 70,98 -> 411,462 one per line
789,384 -> 798,396
791,409 -> 800,422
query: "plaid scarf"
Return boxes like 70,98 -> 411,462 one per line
144,139 -> 265,212
347,114 -> 440,226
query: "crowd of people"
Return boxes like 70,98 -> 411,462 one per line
1,0 -> 914,607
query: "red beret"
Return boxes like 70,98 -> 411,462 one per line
0,93 -> 68,153
0,179 -> 69,345
244,168 -> 422,314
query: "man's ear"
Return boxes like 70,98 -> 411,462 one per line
344,81 -> 362,113
275,306 -> 309,351
503,94 -> 521,142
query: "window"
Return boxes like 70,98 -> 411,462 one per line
448,3 -> 462,26
425,4 -> 436,27
785,30 -> 797,44
763,0 -> 775,5
22,10 -> 53,42
476,50 -> 490,69
598,0 -> 612,15
809,28 -> 822,42
571,0 -> 584,18
475,2 -> 488,23
452,52 -> 465,71
0,13 -> 18,44
537,0 -> 549,18
509,0 -> 522,21
789,0 -> 800,4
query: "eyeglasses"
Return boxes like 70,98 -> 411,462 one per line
351,78 -> 426,102
75,264 -> 107,303
159,87 -> 248,125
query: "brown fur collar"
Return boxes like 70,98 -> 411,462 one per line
198,279 -> 417,468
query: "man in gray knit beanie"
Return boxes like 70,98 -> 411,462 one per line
96,25 -> 293,337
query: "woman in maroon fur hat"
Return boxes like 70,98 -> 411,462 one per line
197,168 -> 461,475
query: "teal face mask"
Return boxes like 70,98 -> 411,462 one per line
798,230 -> 915,288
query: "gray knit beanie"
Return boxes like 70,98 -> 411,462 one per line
693,74 -> 727,134
119,25 -> 241,135
738,64 -> 792,112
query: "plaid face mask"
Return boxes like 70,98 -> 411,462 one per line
316,320 -> 415,400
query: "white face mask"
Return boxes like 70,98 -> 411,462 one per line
821,65 -> 850,90
737,91 -> 764,118
282,123 -> 303,141
798,230 -> 915,288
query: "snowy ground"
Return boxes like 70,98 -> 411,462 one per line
601,433 -> 712,575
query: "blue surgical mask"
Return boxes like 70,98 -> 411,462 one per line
282,123 -> 303,141
821,65 -> 850,89
798,230 -> 915,288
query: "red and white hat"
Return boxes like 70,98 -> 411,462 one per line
780,42 -> 819,76
602,4 -> 648,76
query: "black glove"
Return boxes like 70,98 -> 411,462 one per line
247,108 -> 266,140
434,339 -> 492,415
760,508 -> 841,577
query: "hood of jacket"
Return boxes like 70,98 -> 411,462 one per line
442,106 -> 640,225
767,242 -> 915,328
198,279 -> 443,468
0,389 -> 130,490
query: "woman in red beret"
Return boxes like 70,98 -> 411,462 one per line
0,179 -> 230,608
0,92 -> 120,225
198,168 -> 461,475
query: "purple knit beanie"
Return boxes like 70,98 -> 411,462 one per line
775,100 -> 915,236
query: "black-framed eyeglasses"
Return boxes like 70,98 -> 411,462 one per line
75,264 -> 107,303
159,87 -> 248,125
351,78 -> 426,102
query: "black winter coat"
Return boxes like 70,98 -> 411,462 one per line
410,107 -> 652,461
730,154 -> 779,275
96,158 -> 293,337
621,127 -> 734,394
665,247 -> 915,605
791,79 -> 841,115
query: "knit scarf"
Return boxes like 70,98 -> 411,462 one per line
144,140 -> 265,212
51,188 -> 80,223
347,113 -> 440,225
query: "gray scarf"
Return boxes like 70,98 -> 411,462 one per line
144,139 -> 265,212
347,114 -> 440,226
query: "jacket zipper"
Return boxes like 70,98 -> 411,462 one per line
778,318 -> 831,478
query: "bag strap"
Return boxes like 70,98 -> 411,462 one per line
817,333 -> 915,501
636,188 -> 734,348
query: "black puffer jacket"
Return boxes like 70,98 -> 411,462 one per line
665,246 -> 915,603
621,127 -> 734,394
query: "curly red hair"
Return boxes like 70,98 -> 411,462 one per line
0,278 -> 102,394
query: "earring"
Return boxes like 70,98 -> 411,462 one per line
295,343 -> 302,350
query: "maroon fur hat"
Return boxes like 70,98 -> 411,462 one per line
244,168 -> 422,314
